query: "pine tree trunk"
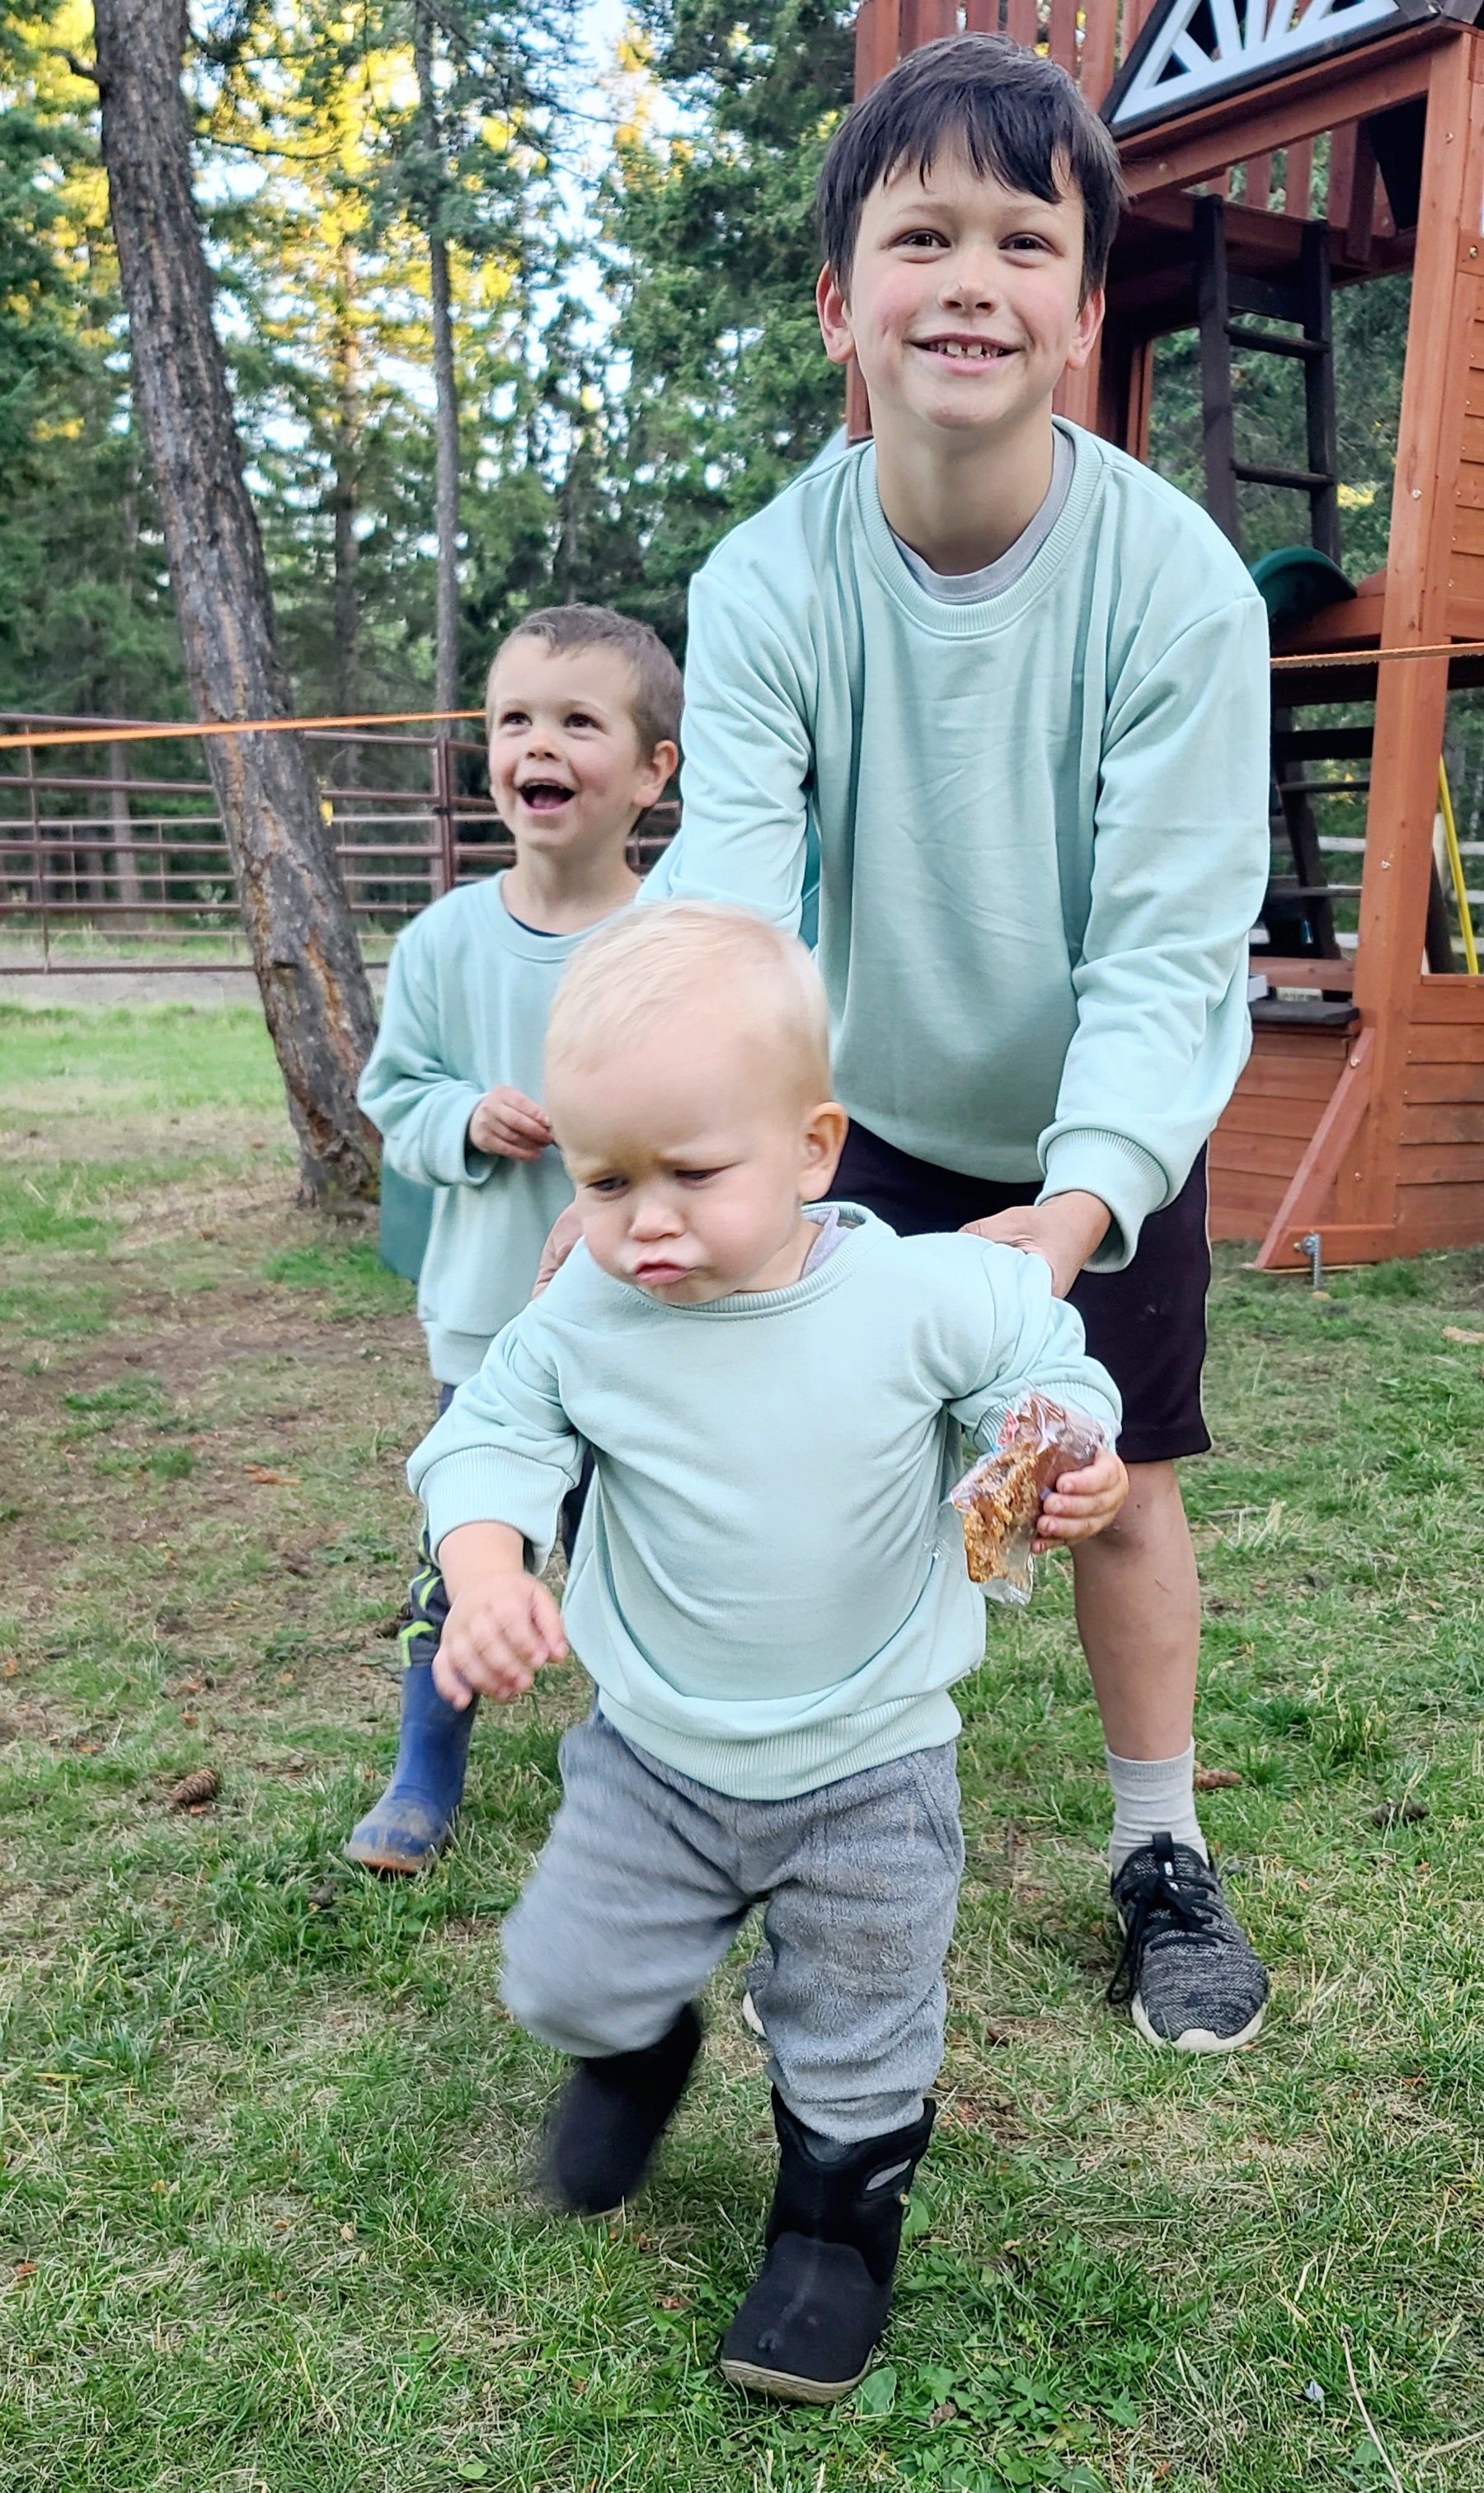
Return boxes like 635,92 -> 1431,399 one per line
110,463 -> 147,922
414,3 -> 461,727
331,244 -> 362,793
92,0 -> 379,1205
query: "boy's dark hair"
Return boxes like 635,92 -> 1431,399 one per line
489,604 -> 683,757
817,35 -> 1126,303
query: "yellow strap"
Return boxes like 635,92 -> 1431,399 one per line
1439,758 -> 1479,976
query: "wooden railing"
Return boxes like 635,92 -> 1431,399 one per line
0,715 -> 677,972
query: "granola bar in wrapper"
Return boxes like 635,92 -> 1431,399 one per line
950,1393 -> 1107,1606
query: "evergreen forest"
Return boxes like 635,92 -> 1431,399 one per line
2,3 -> 1422,725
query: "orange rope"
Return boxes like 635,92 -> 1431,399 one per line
1271,638 -> 1484,671
0,706 -> 483,753
0,636 -> 1481,752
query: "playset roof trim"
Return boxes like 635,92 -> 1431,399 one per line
1102,0 -> 1476,138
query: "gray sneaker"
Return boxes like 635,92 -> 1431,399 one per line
1108,1834 -> 1268,2053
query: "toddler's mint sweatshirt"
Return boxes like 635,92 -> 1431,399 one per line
408,1206 -> 1120,1799
652,421 -> 1271,1270
359,875 -> 622,1385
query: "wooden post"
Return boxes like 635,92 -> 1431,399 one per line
1079,0 -> 1119,110
1301,219 -> 1341,562
430,734 -> 458,899
1194,195 -> 1242,548
24,737 -> 48,967
1345,33 -> 1484,1232
1285,137 -> 1314,218
1345,118 -> 1381,263
855,0 -> 900,95
1243,153 -> 1273,210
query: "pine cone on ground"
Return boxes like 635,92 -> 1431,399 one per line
168,1766 -> 220,1809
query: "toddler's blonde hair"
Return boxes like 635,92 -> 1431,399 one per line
545,902 -> 831,1105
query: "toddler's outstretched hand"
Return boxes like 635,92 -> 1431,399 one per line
1031,1444 -> 1128,1554
433,1573 -> 569,1706
469,1084 -> 553,1162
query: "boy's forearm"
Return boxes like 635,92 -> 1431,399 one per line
436,1520 -> 527,1592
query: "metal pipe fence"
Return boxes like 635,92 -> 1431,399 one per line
0,713 -> 679,972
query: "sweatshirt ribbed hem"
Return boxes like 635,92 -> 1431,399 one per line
1039,1129 -> 1172,1272
594,1686 -> 963,1802
428,1328 -> 494,1388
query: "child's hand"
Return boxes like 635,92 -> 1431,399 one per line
469,1085 -> 553,1162
533,1201 -> 584,1296
432,1573 -> 569,1706
1031,1444 -> 1128,1553
960,1192 -> 1111,1298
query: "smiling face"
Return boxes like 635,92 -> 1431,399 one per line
486,638 -> 676,863
816,143 -> 1101,451
548,1007 -> 846,1307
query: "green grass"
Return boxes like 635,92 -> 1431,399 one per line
2,1004 -> 1482,2491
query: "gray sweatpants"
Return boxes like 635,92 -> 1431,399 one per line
500,1712 -> 964,2144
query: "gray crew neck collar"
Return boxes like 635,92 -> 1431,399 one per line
857,420 -> 1098,637
890,426 -> 1074,604
603,1202 -> 879,1320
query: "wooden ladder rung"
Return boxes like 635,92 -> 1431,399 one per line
1233,461 -> 1336,490
1227,324 -> 1327,360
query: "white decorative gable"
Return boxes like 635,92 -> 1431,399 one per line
1106,0 -> 1405,133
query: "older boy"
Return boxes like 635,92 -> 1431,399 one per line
409,904 -> 1126,2401
347,605 -> 679,1873
653,35 -> 1273,2052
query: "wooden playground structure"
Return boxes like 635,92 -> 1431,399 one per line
853,0 -> 1484,1266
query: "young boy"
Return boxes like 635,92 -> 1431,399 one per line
648,35 -> 1274,2052
346,605 -> 680,1874
406,903 -> 1128,2403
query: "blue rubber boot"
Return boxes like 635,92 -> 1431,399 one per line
345,1663 -> 477,1873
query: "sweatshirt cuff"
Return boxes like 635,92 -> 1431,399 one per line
1038,1130 -> 1171,1274
421,1084 -> 496,1188
420,1446 -> 577,1572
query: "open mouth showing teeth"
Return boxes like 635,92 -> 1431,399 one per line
519,780 -> 575,810
921,340 -> 1012,360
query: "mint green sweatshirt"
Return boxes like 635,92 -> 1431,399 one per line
359,876 -> 623,1385
408,1206 -> 1120,1799
652,422 -> 1270,1269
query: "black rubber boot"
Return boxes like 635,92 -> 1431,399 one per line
538,2003 -> 702,2218
719,2090 -> 935,2403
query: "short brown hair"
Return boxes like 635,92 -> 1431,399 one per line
486,604 -> 683,758
817,34 -> 1125,304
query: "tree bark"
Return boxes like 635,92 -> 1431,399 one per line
414,3 -> 461,728
331,242 -> 362,792
92,0 -> 379,1204
110,461 -> 147,921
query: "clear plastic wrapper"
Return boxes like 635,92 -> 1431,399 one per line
950,1393 -> 1107,1606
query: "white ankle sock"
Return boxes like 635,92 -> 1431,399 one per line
1106,1742 -> 1208,1875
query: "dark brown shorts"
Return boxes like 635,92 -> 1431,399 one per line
833,1122 -> 1211,1466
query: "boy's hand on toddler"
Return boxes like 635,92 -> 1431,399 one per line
432,1574 -> 569,1706
1031,1444 -> 1129,1553
533,1200 -> 584,1296
960,1192 -> 1111,1298
469,1085 -> 553,1162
